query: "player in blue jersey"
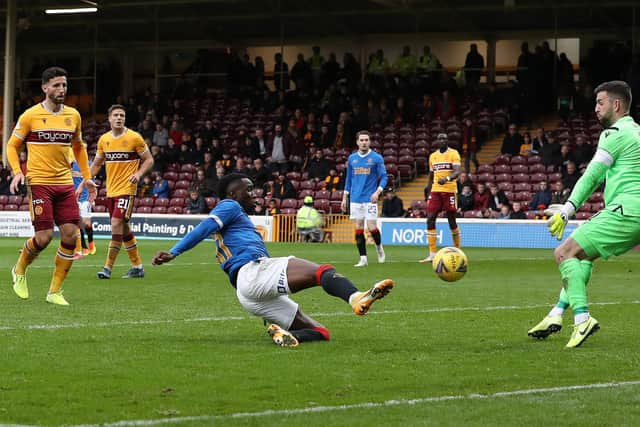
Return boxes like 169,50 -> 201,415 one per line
152,174 -> 394,347
341,130 -> 388,267
72,160 -> 95,258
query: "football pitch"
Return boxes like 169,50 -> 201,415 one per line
1,238 -> 640,426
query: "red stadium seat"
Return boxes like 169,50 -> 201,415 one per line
154,198 -> 170,207
8,195 -> 22,205
0,195 -> 8,204
513,183 -> 531,192
281,198 -> 298,209
175,180 -> 191,189
511,164 -> 528,174
528,163 -> 546,173
168,206 -> 183,215
139,197 -> 155,207
528,155 -> 542,165
172,189 -> 189,198
313,199 -> 331,213
497,182 -> 513,191
512,173 -> 530,183
169,197 -> 185,207
510,155 -> 527,165
494,164 -> 510,174
152,206 -> 167,214
314,190 -> 331,200
136,206 -> 152,214
477,164 -> 494,174
495,173 -> 511,183
19,204 -> 30,211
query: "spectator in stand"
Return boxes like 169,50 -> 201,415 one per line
253,128 -> 268,160
550,180 -> 570,205
324,168 -> 343,191
249,158 -> 271,190
520,132 -> 533,157
185,189 -> 207,214
334,123 -> 346,149
206,167 -> 226,198
501,123 -> 524,156
150,145 -> 166,174
317,124 -> 333,149
381,188 -> 405,218
152,176 -> 170,199
191,137 -> 207,166
0,173 -> 11,195
198,120 -> 218,145
462,118 -> 479,173
267,123 -> 290,174
393,45 -> 418,81
273,174 -> 296,200
531,128 -> 547,155
366,49 -> 390,90
306,149 -> 331,181
487,182 -> 510,214
559,143 -> 574,169
562,160 -> 581,191
285,118 -> 305,171
202,152 -> 216,179
169,120 -> 183,146
456,172 -> 474,194
540,133 -> 562,169
164,138 -> 180,164
473,182 -> 490,211
309,46 -> 325,88
323,53 -> 341,88
436,90 -> 457,121
464,43 -> 485,91
457,184 -> 475,213
528,180 -> 552,213
510,202 -> 526,219
291,53 -> 312,90
178,143 -> 194,164
232,157 -> 251,176
253,202 -> 265,215
273,53 -> 290,91
210,138 -> 224,163
192,169 -> 215,197
138,119 -> 154,141
152,123 -> 169,147
137,175 -> 153,198
266,198 -> 280,216
572,134 -> 594,170
303,122 -> 319,146
498,204 -> 511,219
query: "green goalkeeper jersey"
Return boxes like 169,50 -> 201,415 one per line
597,116 -> 640,216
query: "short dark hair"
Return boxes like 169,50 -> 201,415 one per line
108,104 -> 126,115
594,80 -> 632,112
217,173 -> 249,200
356,130 -> 370,139
42,66 -> 67,84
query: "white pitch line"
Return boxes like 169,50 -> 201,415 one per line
1,300 -> 639,332
64,380 -> 640,427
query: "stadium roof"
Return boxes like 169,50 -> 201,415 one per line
5,0 -> 640,47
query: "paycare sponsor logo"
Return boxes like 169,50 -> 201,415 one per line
36,130 -> 74,142
105,151 -> 134,161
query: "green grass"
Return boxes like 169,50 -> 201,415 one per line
1,239 -> 640,426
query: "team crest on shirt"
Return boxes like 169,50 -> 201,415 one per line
367,158 -> 373,164
41,118 -> 47,124
65,118 -> 72,126
34,206 -> 43,215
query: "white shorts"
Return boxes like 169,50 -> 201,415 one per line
349,202 -> 378,220
235,256 -> 298,328
78,200 -> 92,219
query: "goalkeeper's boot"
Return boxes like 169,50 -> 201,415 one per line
11,266 -> 29,299
46,291 -> 70,306
267,324 -> 299,347
97,267 -> 112,279
527,315 -> 562,339
351,279 -> 394,316
122,267 -> 145,279
376,245 -> 386,263
566,316 -> 599,348
419,252 -> 437,263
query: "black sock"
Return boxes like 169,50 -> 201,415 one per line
370,229 -> 381,245
80,228 -> 87,249
292,328 -> 329,343
86,225 -> 94,243
320,268 -> 358,303
355,231 -> 366,256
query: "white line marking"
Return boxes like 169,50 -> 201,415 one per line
1,301 -> 639,332
64,380 -> 640,427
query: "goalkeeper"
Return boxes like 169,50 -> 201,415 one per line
528,80 -> 640,348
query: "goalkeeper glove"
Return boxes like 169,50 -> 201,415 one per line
544,202 -> 576,240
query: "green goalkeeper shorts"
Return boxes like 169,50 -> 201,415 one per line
571,208 -> 640,260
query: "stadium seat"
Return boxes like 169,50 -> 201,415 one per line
169,197 -> 185,207
281,208 -> 297,215
154,198 -> 169,207
497,182 -> 513,191
286,171 -> 301,181
548,172 -> 563,182
588,192 -> 603,203
494,155 -> 510,165
152,206 -> 167,214
136,206 -> 152,214
527,155 -> 542,165
313,199 -> 331,213
511,164 -> 528,174
528,163 -> 546,173
414,157 -> 428,173
513,183 -> 531,192
515,191 -> 532,202
477,164 -> 493,174
19,204 -> 30,211
510,155 -> 527,165
175,180 -> 191,189
180,164 -> 196,173
477,173 -> 495,183
8,195 -> 22,205
281,198 -> 298,209
178,172 -> 193,181
0,195 -> 7,205
494,164 -> 510,174
530,172 -> 547,183
575,212 -> 592,220
168,206 -> 183,215
299,180 -> 315,191
172,189 -> 189,198
163,171 -> 178,181
398,164 -> 415,180
3,204 -> 18,211
411,200 -> 427,211
495,173 -> 511,183
512,173 -> 530,183
139,197 -> 155,207
463,210 -> 483,218
314,190 -> 331,200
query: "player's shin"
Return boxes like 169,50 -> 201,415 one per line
559,258 -> 589,323
370,228 -> 381,245
105,234 -> 123,269
315,264 -> 358,303
355,229 -> 367,256
123,232 -> 142,268
548,288 -> 570,317
451,227 -> 461,248
427,228 -> 438,253
16,237 -> 45,275
292,326 -> 330,343
49,242 -> 76,293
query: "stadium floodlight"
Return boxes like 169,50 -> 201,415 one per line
45,7 -> 98,15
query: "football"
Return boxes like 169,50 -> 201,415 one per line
432,247 -> 468,282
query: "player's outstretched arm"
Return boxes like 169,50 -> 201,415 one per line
153,217 -> 219,265
152,251 -> 175,265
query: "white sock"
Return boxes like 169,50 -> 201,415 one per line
360,255 -> 367,262
548,307 -> 565,317
348,292 -> 359,304
133,264 -> 143,269
574,313 -> 590,324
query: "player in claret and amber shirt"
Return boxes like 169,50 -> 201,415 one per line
7,66 -> 97,306
420,133 -> 462,262
90,104 -> 154,279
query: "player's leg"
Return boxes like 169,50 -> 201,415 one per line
47,186 -> 83,305
421,192 -> 441,262
82,212 -> 96,255
366,202 -> 385,263
351,203 -> 368,266
445,193 -> 461,248
12,185 -> 55,299
122,203 -> 144,278
99,198 -> 123,279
